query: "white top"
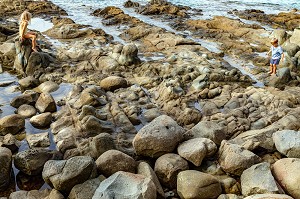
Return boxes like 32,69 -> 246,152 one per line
271,46 -> 283,60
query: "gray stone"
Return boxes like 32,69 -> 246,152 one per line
44,189 -> 64,199
177,170 -> 222,199
272,158 -> 300,199
18,76 -> 39,90
118,44 -> 141,66
14,149 -> 59,175
95,149 -> 136,177
92,171 -> 156,199
218,141 -> 261,176
268,67 -> 292,89
177,138 -> 217,166
42,156 -> 97,194
133,115 -> 184,158
0,134 -> 21,153
282,42 -> 300,57
0,114 -> 25,136
241,162 -> 279,196
35,93 -> 57,113
186,120 -> 227,145
26,132 -> 50,148
217,194 -> 243,199
137,161 -> 165,199
29,112 -> 52,128
0,147 -> 12,191
154,153 -> 189,189
290,28 -> 300,46
273,130 -> 300,158
17,104 -> 37,118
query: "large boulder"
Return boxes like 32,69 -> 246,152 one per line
0,147 -> 12,191
154,153 -> 189,189
177,170 -> 222,199
186,120 -> 227,145
0,114 -> 25,135
177,138 -> 217,166
36,81 -> 59,93
290,28 -> 300,46
132,115 -> 185,158
18,76 -> 39,90
42,156 -> 97,194
218,141 -> 261,176
17,104 -> 37,118
29,112 -> 52,128
95,149 -> 136,177
10,90 -> 39,108
282,42 -> 300,57
92,171 -> 156,199
268,67 -> 292,89
14,149 -> 60,176
118,44 -> 141,66
272,158 -> 300,199
35,92 -> 57,113
241,162 -> 280,196
273,130 -> 300,158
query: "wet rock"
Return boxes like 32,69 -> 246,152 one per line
69,178 -> 102,199
10,90 -> 39,108
14,149 -> 60,176
0,147 -> 12,191
0,114 -> 25,135
92,171 -> 156,199
272,158 -> 300,199
0,134 -> 20,153
26,132 -> 50,148
14,39 -> 33,76
241,162 -> 280,196
177,138 -> 217,166
36,81 -> 59,93
118,44 -> 141,66
154,153 -> 189,189
186,120 -> 227,145
218,141 -> 261,176
243,194 -> 293,199
43,156 -> 97,194
99,76 -> 128,91
35,93 -> 57,113
18,76 -> 40,90
177,170 -> 222,199
137,161 -> 165,199
273,130 -> 300,158
17,104 -> 37,118
290,28 -> 300,45
95,149 -> 136,177
132,115 -> 185,158
29,112 -> 52,128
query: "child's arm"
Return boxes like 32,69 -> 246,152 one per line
281,52 -> 284,61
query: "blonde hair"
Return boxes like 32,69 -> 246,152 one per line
20,11 -> 32,23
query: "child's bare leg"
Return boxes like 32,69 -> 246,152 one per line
24,33 -> 37,52
272,64 -> 277,75
268,63 -> 273,74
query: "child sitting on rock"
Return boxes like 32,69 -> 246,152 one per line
267,38 -> 284,75
19,10 -> 38,52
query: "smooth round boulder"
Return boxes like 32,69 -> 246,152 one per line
0,114 -> 25,136
95,149 -> 136,177
42,156 -> 97,194
273,130 -> 300,158
36,81 -> 59,93
0,147 -> 12,191
14,149 -> 58,175
177,170 -> 222,199
99,76 -> 128,91
177,138 -> 217,166
272,158 -> 300,199
17,104 -> 37,118
92,171 -> 156,199
154,153 -> 189,189
133,115 -> 185,158
18,76 -> 39,90
35,93 -> 57,113
29,112 -> 52,128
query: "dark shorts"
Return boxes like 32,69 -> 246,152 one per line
270,58 -> 280,65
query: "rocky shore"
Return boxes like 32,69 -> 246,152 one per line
1,0 -> 300,198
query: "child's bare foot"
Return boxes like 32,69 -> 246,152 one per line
32,48 -> 38,52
